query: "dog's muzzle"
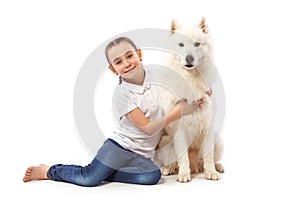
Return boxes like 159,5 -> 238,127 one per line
185,55 -> 194,68
184,64 -> 194,68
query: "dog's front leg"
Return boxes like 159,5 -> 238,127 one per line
173,131 -> 191,182
202,127 -> 220,180
203,150 -> 220,180
176,152 -> 191,182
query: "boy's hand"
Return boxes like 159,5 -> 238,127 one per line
197,97 -> 204,105
175,98 -> 200,116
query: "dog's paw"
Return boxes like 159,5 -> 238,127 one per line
190,161 -> 204,174
205,170 -> 220,180
160,166 -> 176,176
177,172 -> 191,183
215,163 -> 224,173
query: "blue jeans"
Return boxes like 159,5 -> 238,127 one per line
47,139 -> 161,187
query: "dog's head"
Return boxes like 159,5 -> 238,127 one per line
169,17 -> 213,70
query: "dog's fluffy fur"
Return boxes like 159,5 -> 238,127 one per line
154,17 -> 224,182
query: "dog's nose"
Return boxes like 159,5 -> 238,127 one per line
185,55 -> 194,64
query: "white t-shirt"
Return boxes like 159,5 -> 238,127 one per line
110,69 -> 164,159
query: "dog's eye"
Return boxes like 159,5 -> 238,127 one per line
178,43 -> 184,47
194,42 -> 201,47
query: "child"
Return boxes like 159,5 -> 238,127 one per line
23,37 -> 202,186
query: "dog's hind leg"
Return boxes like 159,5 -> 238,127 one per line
154,133 -> 178,176
189,148 -> 203,174
161,162 -> 178,176
214,137 -> 224,173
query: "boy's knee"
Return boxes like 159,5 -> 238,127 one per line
139,169 -> 161,185
75,176 -> 103,187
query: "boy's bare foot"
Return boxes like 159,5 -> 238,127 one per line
23,164 -> 50,182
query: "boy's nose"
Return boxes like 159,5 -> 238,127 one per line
123,59 -> 131,68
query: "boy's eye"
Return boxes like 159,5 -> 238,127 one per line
178,42 -> 184,47
115,60 -> 121,65
127,54 -> 133,58
194,42 -> 201,47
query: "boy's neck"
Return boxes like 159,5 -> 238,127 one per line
124,69 -> 145,86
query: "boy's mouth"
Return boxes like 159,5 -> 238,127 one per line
125,66 -> 136,73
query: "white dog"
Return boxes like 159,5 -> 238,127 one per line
154,17 -> 224,182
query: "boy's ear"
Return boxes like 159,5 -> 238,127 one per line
108,65 -> 119,75
137,49 -> 142,61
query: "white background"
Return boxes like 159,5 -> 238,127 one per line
1,0 -> 300,199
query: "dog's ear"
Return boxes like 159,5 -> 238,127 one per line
199,16 -> 209,34
171,19 -> 179,33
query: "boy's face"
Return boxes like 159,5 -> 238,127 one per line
107,42 -> 142,79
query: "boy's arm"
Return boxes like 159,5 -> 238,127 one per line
126,99 -> 200,136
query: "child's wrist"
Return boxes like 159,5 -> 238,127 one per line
172,106 -> 181,119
